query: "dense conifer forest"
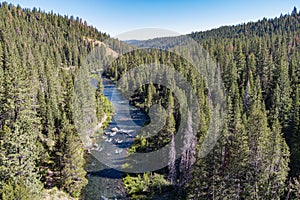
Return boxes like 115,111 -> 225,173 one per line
1,2 -> 300,200
106,7 -> 300,200
0,2 -> 112,199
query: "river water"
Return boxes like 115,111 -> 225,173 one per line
82,77 -> 148,200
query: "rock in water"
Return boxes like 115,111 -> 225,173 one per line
110,132 -> 117,136
111,127 -> 118,132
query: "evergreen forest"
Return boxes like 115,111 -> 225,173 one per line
0,2 -> 300,200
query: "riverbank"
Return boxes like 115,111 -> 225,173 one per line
83,77 -> 148,199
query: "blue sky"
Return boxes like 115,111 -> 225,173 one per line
4,0 -> 300,40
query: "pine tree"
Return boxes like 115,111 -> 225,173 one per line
288,51 -> 300,177
244,78 -> 289,199
61,123 -> 88,198
0,42 -> 43,198
256,39 -> 273,102
95,76 -> 105,121
273,38 -> 292,130
234,40 -> 246,86
1,178 -> 36,200
224,90 -> 251,199
0,3 -> 110,198
290,85 -> 300,176
72,63 -> 97,147
291,177 -> 300,199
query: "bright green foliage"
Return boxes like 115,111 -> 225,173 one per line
95,76 -> 113,122
95,77 -> 105,121
123,173 -> 170,199
1,178 -> 40,200
292,177 -> 300,199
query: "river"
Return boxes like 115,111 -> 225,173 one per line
82,77 -> 148,200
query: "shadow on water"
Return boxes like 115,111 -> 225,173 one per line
89,168 -> 124,179
114,141 -> 134,149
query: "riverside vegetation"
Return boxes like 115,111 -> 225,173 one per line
1,2 -> 300,200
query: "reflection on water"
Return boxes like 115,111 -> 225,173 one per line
82,77 -> 148,200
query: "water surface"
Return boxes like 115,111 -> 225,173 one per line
83,77 -> 148,200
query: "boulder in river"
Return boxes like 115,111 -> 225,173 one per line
93,143 -> 99,148
110,131 -> 117,136
111,127 -> 118,132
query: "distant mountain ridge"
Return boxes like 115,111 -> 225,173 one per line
122,7 -> 300,47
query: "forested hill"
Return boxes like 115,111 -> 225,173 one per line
185,7 -> 300,199
0,2 -> 113,199
132,7 -> 300,48
107,7 -> 300,199
189,7 -> 300,40
1,1 -> 300,200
